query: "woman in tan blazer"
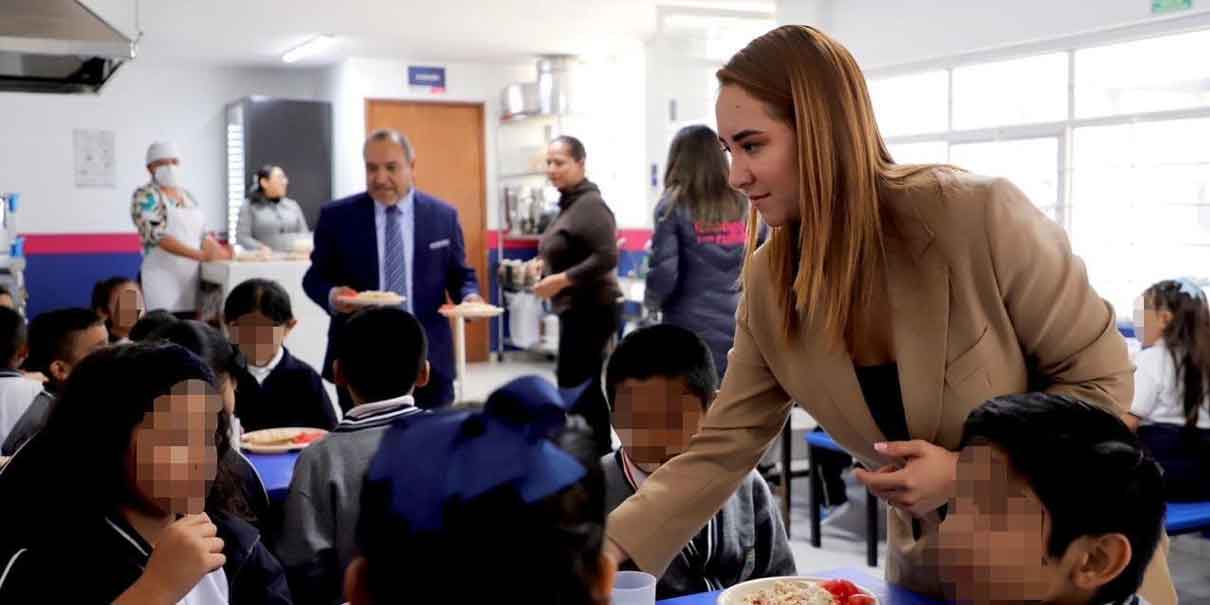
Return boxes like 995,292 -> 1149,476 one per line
605,25 -> 1176,604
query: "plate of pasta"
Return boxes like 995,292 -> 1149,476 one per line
337,291 -> 405,307
718,577 -> 877,605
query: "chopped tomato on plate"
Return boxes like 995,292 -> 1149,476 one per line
820,579 -> 874,605
291,431 -> 326,445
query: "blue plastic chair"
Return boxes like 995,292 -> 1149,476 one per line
805,430 -> 880,567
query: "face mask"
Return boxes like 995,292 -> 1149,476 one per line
154,164 -> 181,188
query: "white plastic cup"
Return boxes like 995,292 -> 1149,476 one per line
611,570 -> 657,605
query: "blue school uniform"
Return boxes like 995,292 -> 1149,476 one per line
234,347 -> 337,432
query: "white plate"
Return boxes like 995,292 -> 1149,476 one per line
241,427 -> 328,454
439,304 -> 504,318
716,576 -> 879,605
338,293 -> 405,308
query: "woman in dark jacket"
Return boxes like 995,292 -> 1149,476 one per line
0,343 -> 291,604
646,125 -> 752,377
535,135 -> 622,456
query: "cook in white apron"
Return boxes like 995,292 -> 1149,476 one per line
142,194 -> 206,313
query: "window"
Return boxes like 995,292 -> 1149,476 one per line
872,25 -> 1210,318
950,138 -> 1060,220
1075,29 -> 1210,118
867,71 -> 948,136
887,141 -> 948,165
952,53 -> 1068,129
1070,118 -> 1210,314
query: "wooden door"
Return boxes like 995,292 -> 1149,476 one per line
366,100 -> 490,362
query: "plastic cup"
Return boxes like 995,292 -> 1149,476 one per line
611,570 -> 656,605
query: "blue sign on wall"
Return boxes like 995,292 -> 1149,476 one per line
408,66 -> 446,91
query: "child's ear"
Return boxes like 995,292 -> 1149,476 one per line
344,556 -> 373,605
592,551 -> 618,604
415,361 -> 431,388
48,359 -> 70,383
333,360 -> 348,387
1069,534 -> 1133,595
284,319 -> 299,335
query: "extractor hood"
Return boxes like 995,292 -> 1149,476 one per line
501,56 -> 575,120
0,0 -> 135,94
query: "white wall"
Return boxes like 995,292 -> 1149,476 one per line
645,35 -> 724,211
780,0 -> 1210,70
0,60 -> 324,235
325,50 -> 650,229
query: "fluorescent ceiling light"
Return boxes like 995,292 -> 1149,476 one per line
282,35 -> 336,64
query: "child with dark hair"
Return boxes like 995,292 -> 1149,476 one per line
0,342 -> 292,604
602,324 -> 795,598
277,307 -> 430,605
148,320 -> 271,523
938,393 -> 1165,605
1124,278 -> 1210,501
224,278 -> 335,432
343,375 -> 615,605
129,309 -> 180,342
0,307 -> 42,446
1,308 -> 108,455
91,276 -> 145,344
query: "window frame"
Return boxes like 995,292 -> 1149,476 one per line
867,13 -> 1210,244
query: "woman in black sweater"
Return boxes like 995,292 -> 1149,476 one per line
535,135 -> 622,456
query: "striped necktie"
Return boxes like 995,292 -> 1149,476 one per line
383,205 -> 408,304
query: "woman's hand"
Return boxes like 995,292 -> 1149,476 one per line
116,514 -> 225,605
853,440 -> 958,518
604,537 -> 631,567
533,272 -> 571,299
200,237 -> 223,262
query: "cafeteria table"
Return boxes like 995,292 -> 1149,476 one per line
246,450 -> 301,501
655,568 -> 940,605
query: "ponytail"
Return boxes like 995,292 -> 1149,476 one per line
1145,279 -> 1210,428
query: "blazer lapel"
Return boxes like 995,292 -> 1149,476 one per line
883,194 -> 949,444
412,193 -> 433,303
799,308 -> 889,467
354,195 -> 380,290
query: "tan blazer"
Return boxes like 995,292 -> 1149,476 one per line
607,169 -> 1176,604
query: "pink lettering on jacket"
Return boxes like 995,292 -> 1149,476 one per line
694,221 -> 747,246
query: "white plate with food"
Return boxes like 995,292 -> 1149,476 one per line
241,427 -> 329,454
717,577 -> 878,605
439,301 -> 504,318
337,291 -> 405,308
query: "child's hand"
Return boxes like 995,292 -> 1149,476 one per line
138,514 -> 226,604
854,440 -> 959,517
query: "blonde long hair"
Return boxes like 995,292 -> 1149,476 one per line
718,25 -> 939,350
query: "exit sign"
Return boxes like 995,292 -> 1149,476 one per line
1152,0 -> 1193,14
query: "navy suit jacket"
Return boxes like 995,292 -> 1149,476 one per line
302,191 -> 480,392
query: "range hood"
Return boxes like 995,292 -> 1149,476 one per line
501,56 -> 575,120
0,0 -> 135,94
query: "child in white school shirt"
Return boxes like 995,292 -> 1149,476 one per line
1123,278 -> 1210,501
0,306 -> 42,447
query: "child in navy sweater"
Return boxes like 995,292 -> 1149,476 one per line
225,278 -> 336,432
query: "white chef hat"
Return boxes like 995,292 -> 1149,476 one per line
145,141 -> 180,165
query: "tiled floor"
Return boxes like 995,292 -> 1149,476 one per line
465,360 -> 1210,603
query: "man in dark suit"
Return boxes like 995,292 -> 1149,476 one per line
303,129 -> 481,410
